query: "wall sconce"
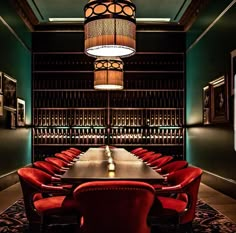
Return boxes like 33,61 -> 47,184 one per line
84,0 -> 136,57
94,56 -> 124,90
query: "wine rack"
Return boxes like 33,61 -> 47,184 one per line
32,52 -> 185,161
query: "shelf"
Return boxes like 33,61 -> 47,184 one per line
32,51 -> 185,162
34,107 -> 106,110
33,144 -> 183,146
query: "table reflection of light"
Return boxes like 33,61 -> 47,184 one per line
108,163 -> 115,171
108,171 -> 115,177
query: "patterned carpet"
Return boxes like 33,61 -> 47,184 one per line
0,199 -> 235,233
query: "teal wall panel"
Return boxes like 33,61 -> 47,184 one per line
0,1 -> 32,177
186,1 -> 236,181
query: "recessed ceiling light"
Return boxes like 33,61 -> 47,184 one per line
48,18 -> 84,22
136,18 -> 171,22
48,18 -> 171,23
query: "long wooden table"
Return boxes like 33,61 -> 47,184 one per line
61,148 -> 164,184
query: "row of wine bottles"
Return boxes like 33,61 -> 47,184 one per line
33,90 -> 184,108
33,76 -> 184,90
33,53 -> 184,71
33,127 -> 184,145
33,109 -> 183,127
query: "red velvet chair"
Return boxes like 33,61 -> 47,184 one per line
55,152 -> 75,163
150,167 -> 203,232
155,160 -> 188,177
69,147 -> 83,155
73,180 -> 155,233
33,161 -> 65,177
130,147 -> 143,154
45,157 -> 71,170
138,151 -> 155,159
134,149 -> 148,157
142,153 -> 162,163
18,167 -> 80,232
149,155 -> 174,169
61,150 -> 80,159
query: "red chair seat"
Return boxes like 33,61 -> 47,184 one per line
34,195 -> 79,215
159,196 -> 187,215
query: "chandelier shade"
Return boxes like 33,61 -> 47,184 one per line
94,57 -> 124,90
84,0 -> 136,57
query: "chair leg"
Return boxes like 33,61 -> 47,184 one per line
40,216 -> 48,233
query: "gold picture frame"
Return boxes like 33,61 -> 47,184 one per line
3,73 -> 17,111
203,85 -> 210,124
210,76 -> 229,123
17,98 -> 25,126
0,94 -> 3,116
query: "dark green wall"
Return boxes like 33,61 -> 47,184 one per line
0,1 -> 32,177
186,0 -> 236,185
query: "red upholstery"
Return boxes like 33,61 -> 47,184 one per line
142,153 -> 162,163
155,160 -> 188,177
69,147 -> 82,154
33,161 -> 65,177
17,167 -> 80,232
149,156 -> 174,169
45,157 -> 71,169
61,150 -> 79,159
73,180 -> 155,233
138,151 -> 155,159
55,153 -> 75,163
150,167 -> 202,230
130,147 -> 143,154
134,149 -> 148,156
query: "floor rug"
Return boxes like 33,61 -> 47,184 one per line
0,199 -> 235,233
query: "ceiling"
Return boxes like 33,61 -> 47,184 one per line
12,0 -> 210,32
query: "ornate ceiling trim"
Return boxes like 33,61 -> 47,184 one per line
10,0 -> 39,32
180,0 -> 211,31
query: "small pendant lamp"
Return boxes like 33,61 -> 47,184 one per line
84,0 -> 136,58
94,56 -> 124,90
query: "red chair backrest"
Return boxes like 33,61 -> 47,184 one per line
33,161 -> 64,176
69,147 -> 82,154
142,153 -> 162,163
150,156 -> 174,168
158,160 -> 188,175
61,150 -> 78,158
130,147 -> 143,154
45,157 -> 68,168
134,149 -> 148,156
55,153 -> 73,163
139,151 -> 155,159
73,181 -> 155,233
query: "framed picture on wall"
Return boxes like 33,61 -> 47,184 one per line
0,72 -> 2,93
0,94 -> 3,116
9,111 -> 16,129
210,75 -> 229,123
3,73 -> 17,111
17,98 -> 25,126
230,49 -> 236,96
203,85 -> 211,124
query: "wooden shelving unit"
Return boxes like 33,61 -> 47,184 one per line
32,52 -> 185,161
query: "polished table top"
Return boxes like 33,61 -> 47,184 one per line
61,148 -> 164,184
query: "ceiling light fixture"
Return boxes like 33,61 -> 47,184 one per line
94,57 -> 124,90
84,0 -> 136,57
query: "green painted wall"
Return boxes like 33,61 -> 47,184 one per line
0,1 -> 32,176
186,1 -> 236,181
